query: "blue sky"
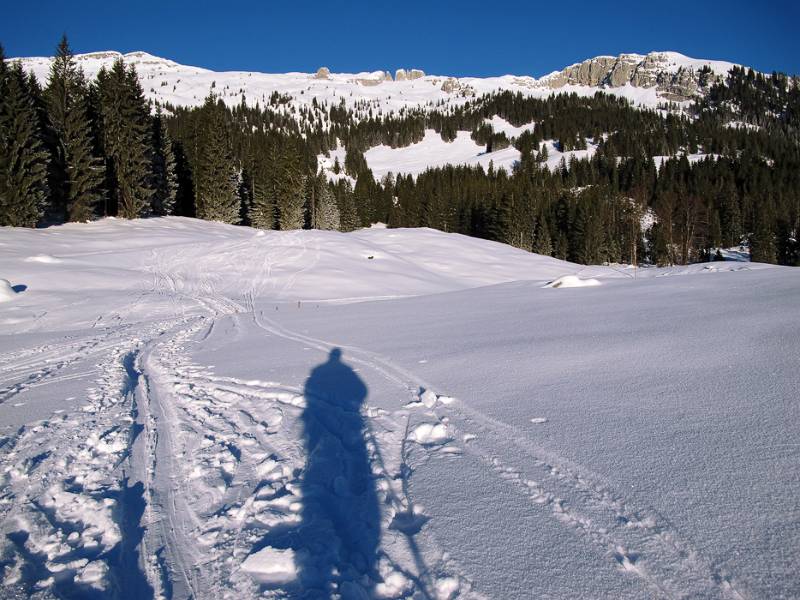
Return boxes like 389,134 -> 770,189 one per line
2,0 -> 798,77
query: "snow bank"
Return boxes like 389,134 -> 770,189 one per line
545,275 -> 601,288
24,254 -> 62,264
410,422 -> 450,445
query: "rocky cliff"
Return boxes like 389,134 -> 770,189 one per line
541,51 -> 734,101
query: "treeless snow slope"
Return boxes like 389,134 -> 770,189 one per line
0,217 -> 797,599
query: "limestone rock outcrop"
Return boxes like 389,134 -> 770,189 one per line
396,68 -> 425,81
543,52 -> 725,101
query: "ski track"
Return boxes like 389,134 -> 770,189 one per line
0,232 -> 750,599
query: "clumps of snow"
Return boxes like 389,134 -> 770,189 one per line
419,389 -> 439,408
39,485 -> 121,554
544,275 -> 601,288
73,560 -> 109,590
0,279 -> 19,302
405,388 -> 456,409
435,576 -> 462,599
374,569 -> 413,598
530,417 -> 548,424
240,546 -> 298,585
410,422 -> 450,445
25,254 -> 62,264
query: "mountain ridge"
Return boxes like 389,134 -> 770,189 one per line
9,49 -> 747,111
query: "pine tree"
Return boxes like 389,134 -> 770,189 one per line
96,59 -> 153,218
276,148 -> 305,230
308,173 -> 340,230
194,95 -> 239,223
249,149 -> 277,229
0,58 -> 50,227
45,35 -> 104,222
150,107 -> 177,216
532,217 -> 553,256
337,181 -> 360,232
750,199 -> 777,264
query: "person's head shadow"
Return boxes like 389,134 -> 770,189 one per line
294,347 -> 379,598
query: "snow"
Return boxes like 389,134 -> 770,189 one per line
1,216 -> 798,599
240,546 -> 298,585
545,275 -> 601,288
10,49 -> 738,120
0,279 -> 18,302
410,422 -> 451,445
484,115 -> 536,139
354,132 -> 600,180
363,130 -> 521,179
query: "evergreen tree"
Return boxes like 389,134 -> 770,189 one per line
532,216 -> 553,256
194,95 -> 239,223
150,107 -> 177,215
337,181 -> 360,232
248,148 -> 277,229
0,59 -> 49,227
276,148 -> 305,230
95,59 -> 153,218
750,199 -> 777,264
308,173 -> 340,230
44,35 -> 104,222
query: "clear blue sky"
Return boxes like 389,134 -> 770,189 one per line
2,0 -> 798,77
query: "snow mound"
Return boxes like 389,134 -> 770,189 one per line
410,422 -> 450,445
545,275 -> 601,288
0,279 -> 19,302
240,546 -> 298,585
25,254 -> 62,263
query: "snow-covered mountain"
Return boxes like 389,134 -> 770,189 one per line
8,50 -> 746,180
1,217 -> 797,599
12,49 -> 741,114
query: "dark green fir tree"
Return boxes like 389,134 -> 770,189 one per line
150,106 -> 177,216
44,35 -> 104,222
0,55 -> 50,227
95,59 -> 153,218
194,95 -> 239,223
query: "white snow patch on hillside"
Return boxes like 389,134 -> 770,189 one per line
484,115 -> 536,138
364,130 -> 521,178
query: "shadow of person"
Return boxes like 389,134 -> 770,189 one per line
298,348 -> 380,598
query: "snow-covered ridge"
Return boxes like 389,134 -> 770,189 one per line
9,49 -> 743,113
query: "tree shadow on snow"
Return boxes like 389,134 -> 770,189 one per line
295,348 -> 380,598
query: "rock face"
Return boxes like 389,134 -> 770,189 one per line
441,77 -> 458,93
314,66 -> 330,80
543,52 -> 727,101
395,68 -> 425,81
439,77 -> 476,97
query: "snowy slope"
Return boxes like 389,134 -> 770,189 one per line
11,49 -> 738,115
1,218 -> 797,599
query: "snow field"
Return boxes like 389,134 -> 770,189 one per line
0,217 -> 797,599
